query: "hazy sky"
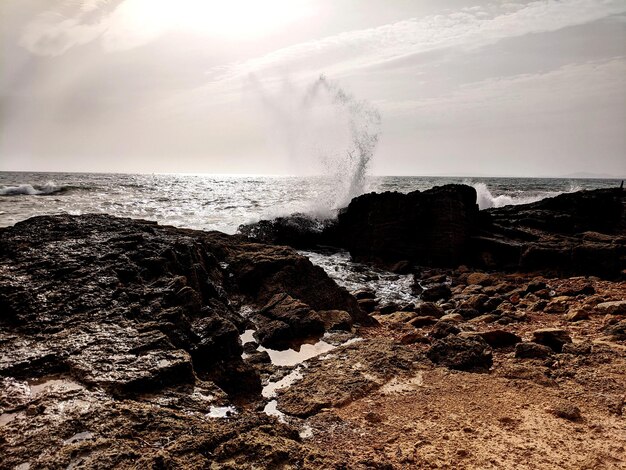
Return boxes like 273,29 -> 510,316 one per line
1,0 -> 625,177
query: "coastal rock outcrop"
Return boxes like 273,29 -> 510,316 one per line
474,187 -> 626,277
242,185 -> 626,278
0,214 -> 369,397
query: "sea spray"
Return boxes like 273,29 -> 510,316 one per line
252,75 -> 381,215
313,75 -> 381,208
472,182 -> 582,210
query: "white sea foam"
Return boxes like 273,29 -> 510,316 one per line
472,182 -> 582,210
0,181 -> 65,196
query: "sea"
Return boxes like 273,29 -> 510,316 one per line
0,171 -> 621,305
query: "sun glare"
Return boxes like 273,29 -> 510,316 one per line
117,0 -> 313,40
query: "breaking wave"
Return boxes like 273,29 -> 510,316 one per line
473,182 -> 582,210
0,182 -> 70,196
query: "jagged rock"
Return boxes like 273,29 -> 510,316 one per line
427,336 -> 493,371
531,328 -> 572,352
238,214 -> 334,248
240,187 -> 625,278
459,294 -> 490,312
0,214 -> 369,396
254,294 -> 325,349
429,321 -> 461,339
439,313 -> 464,323
549,402 -> 582,422
469,314 -> 500,324
357,298 -> 379,313
466,272 -> 493,286
515,342 -> 553,359
564,308 -> 590,322
332,185 -> 478,266
603,320 -> 626,340
414,302 -> 445,318
421,284 -> 452,302
460,330 -> 521,348
477,188 -> 626,278
317,310 -> 353,331
544,299 -> 569,314
595,300 -> 626,316
276,339 -> 418,417
562,342 -> 593,355
352,288 -> 377,300
408,316 -> 437,328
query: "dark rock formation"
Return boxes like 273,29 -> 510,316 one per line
0,214 -> 376,468
426,335 -> 493,371
515,342 -> 553,359
331,184 -> 478,266
0,214 -> 369,398
531,328 -> 572,353
241,185 -> 625,278
474,188 -> 626,278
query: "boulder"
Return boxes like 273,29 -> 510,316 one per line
531,328 -> 572,352
421,284 -> 452,302
414,302 -> 445,318
317,310 -> 353,331
461,329 -> 521,348
333,184 -> 478,266
595,300 -> 626,316
429,321 -> 461,339
254,294 -> 325,348
427,336 -> 493,371
603,319 -> 626,340
466,272 -> 493,286
515,342 -> 553,359
564,308 -> 590,322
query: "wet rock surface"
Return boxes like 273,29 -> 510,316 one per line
244,186 -> 626,277
2,197 -> 626,468
0,214 -> 371,468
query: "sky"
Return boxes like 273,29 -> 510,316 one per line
1,0 -> 625,177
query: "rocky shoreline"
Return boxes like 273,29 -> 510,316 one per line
1,186 -> 625,469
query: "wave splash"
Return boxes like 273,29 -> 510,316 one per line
0,182 -> 68,196
305,75 -> 381,211
473,182 -> 582,210
255,75 -> 381,217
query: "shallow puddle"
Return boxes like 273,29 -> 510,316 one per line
206,405 -> 237,418
240,329 -> 255,344
259,341 -> 335,367
262,367 -> 304,398
263,400 -> 286,422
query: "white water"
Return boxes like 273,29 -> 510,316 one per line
472,182 -> 582,210
0,182 -> 65,196
0,172 -> 619,233
253,75 -> 381,216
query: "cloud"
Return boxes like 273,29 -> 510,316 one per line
208,0 -> 626,80
379,57 -> 626,126
19,11 -> 108,57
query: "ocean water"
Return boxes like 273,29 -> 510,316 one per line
0,171 -> 620,304
0,172 -> 621,234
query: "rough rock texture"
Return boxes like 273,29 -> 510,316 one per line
426,335 -> 493,371
331,184 -> 478,266
0,214 -> 373,468
474,188 -> 626,278
275,338 -> 418,418
243,186 -> 626,278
